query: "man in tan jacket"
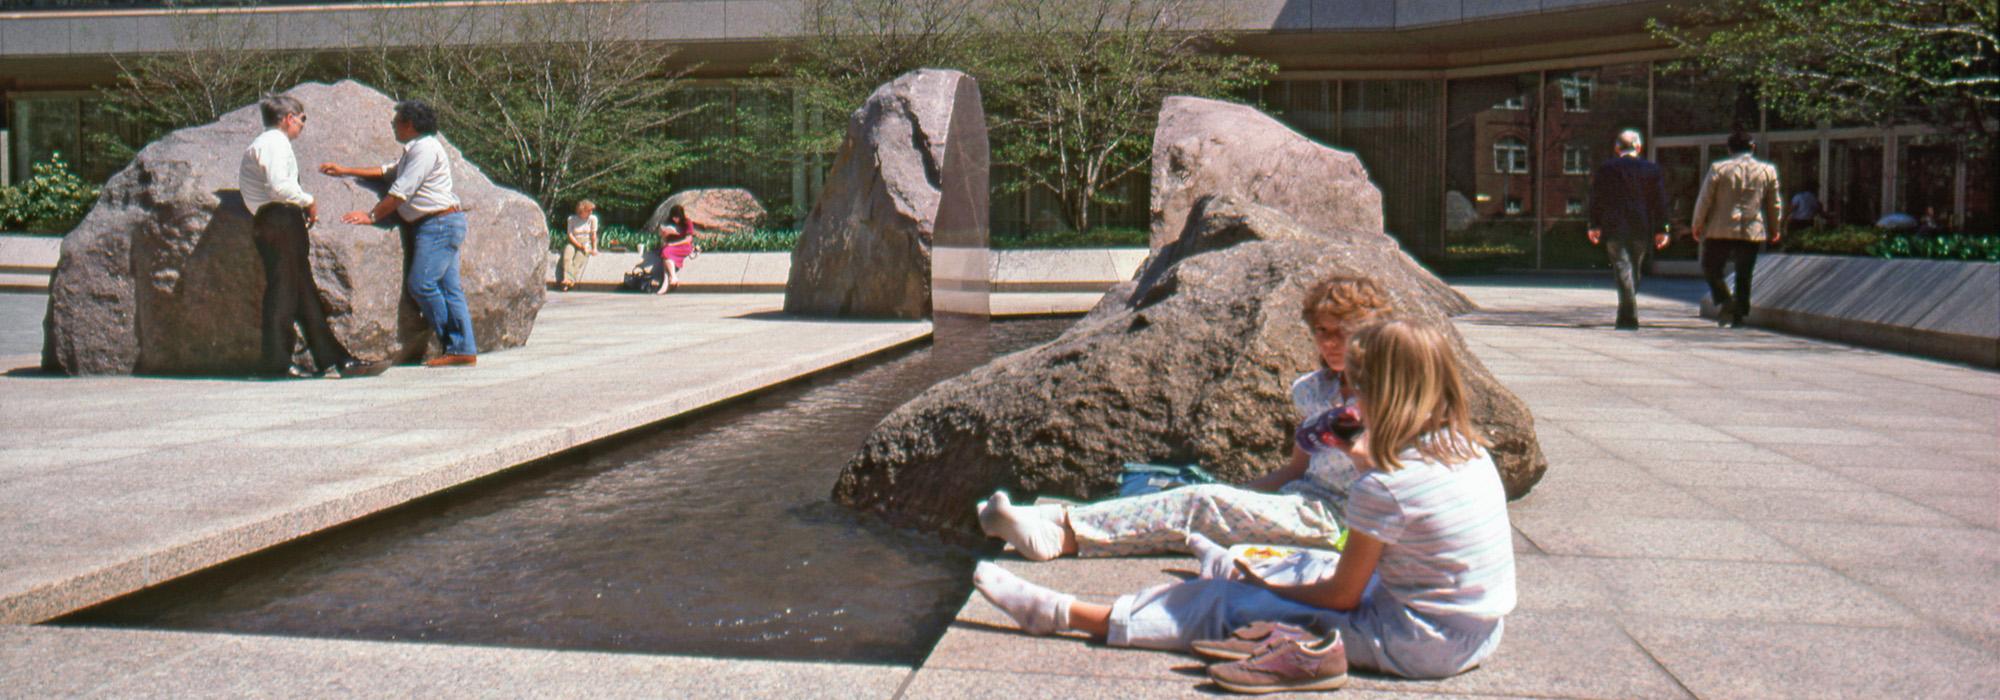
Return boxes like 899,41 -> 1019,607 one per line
1691,130 -> 1783,328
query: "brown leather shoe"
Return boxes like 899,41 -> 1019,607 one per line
423,354 -> 477,368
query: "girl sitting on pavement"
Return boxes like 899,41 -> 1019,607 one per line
976,275 -> 1389,560
972,319 -> 1516,689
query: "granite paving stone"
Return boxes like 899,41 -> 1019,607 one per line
1510,514 -> 1806,563
1753,521 -> 2000,575
1619,616 -> 2000,700
1635,459 -> 1868,491
1685,486 -> 1963,527
1581,558 -> 1917,626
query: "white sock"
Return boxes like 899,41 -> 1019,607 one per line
977,491 -> 1066,561
1186,533 -> 1239,581
973,562 -> 1073,635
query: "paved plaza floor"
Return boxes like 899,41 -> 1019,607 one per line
2,279 -> 1996,697
918,279 -> 1999,699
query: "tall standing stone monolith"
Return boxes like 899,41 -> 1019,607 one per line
783,69 -> 989,319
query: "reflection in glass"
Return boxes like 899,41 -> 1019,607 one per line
1653,146 -> 1704,260
1445,73 -> 1538,267
1827,138 -> 1885,226
1899,135 -> 1959,228
1337,80 -> 1442,257
1540,64 -> 1648,270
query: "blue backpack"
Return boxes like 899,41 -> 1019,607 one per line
1118,462 -> 1218,497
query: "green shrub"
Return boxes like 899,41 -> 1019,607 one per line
0,153 -> 100,233
1866,233 -> 2000,262
1785,225 -> 1882,255
554,224 -> 803,253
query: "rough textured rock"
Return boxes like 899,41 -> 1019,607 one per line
833,195 -> 1543,541
784,69 -> 989,319
42,80 -> 546,375
641,188 -> 766,236
1150,96 -> 1384,250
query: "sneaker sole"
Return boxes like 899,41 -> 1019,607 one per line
1212,674 -> 1349,694
1189,645 -> 1255,662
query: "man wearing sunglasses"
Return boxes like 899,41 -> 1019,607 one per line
239,94 -> 379,379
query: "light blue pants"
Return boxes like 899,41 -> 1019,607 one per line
408,212 -> 478,356
1107,577 -> 1503,679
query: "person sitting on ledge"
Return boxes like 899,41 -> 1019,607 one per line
653,204 -> 715,295
976,274 -> 1391,561
972,320 -> 1516,687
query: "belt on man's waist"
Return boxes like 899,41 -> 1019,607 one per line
409,206 -> 463,226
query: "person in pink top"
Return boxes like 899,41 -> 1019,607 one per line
653,205 -> 714,294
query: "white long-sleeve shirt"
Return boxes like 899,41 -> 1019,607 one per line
379,134 -> 459,221
239,129 -> 314,213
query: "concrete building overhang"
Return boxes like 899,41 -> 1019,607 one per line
1,0 -> 1675,90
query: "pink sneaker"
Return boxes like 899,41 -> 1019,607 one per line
1208,632 -> 1349,694
1189,621 -> 1317,661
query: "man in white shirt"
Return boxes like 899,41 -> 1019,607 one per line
321,99 -> 478,368
240,94 -> 376,379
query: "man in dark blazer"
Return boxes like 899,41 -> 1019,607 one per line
1588,129 -> 1671,330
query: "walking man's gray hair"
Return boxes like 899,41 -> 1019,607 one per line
259,94 -> 305,128
1616,129 -> 1643,155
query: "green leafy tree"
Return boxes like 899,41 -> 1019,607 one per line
1651,0 -> 1999,153
758,0 -> 1271,232
354,2 -> 707,221
708,0 -> 982,223
93,3 -> 314,161
980,0 -> 1272,232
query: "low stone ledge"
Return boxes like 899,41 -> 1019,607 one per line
1701,253 -> 1999,367
544,248 -> 1152,293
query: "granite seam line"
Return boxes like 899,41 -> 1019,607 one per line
1605,614 -> 1703,700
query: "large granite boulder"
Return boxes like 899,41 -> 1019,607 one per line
42,80 -> 546,375
833,195 -> 1545,540
1150,96 -> 1384,250
641,188 -> 766,236
784,68 -> 989,319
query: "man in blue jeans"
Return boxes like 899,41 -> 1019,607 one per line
321,100 -> 478,367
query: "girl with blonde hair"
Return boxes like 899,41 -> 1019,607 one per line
972,319 -> 1515,688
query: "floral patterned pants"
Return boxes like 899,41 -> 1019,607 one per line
1065,484 -> 1343,557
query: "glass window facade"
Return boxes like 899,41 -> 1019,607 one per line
1445,72 -> 1538,267
6,56 -> 1993,256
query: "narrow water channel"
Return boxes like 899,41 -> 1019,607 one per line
58,316 -> 1077,665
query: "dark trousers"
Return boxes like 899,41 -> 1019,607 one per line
253,203 -> 347,373
1701,238 -> 1761,321
1604,237 -> 1649,327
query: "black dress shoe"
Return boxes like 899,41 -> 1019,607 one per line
250,365 -> 313,380
326,359 -> 389,379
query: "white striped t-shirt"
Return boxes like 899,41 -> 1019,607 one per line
1344,436 -> 1516,619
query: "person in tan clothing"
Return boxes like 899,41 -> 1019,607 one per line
1691,130 -> 1783,328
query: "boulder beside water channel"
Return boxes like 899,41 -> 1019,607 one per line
784,68 -> 989,319
42,80 -> 546,375
1150,96 -> 1384,251
834,195 -> 1547,541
